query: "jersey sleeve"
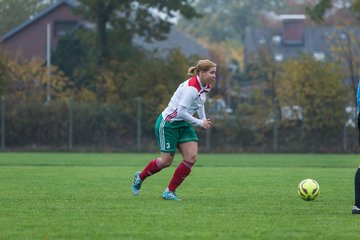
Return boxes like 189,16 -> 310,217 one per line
196,105 -> 206,120
177,105 -> 203,127
177,86 -> 203,127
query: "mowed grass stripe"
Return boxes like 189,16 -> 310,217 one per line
0,153 -> 359,239
0,153 -> 358,168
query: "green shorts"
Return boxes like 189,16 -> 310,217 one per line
155,114 -> 198,153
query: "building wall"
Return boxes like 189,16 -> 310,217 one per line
2,3 -> 83,61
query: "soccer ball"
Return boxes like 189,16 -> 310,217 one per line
297,179 -> 320,201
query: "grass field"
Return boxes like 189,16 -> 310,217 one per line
0,153 -> 359,239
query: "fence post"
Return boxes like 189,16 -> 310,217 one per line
206,127 -> 211,151
273,100 -> 279,152
136,97 -> 142,151
1,96 -> 4,150
68,97 -> 73,150
343,106 -> 349,152
205,99 -> 211,151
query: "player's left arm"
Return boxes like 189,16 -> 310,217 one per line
196,105 -> 206,120
178,87 -> 204,127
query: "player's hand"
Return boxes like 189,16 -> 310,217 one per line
202,119 -> 213,129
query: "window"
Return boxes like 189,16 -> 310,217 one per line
54,21 -> 78,37
272,35 -> 282,44
313,52 -> 325,61
274,53 -> 283,62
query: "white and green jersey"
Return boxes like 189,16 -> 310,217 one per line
161,75 -> 211,127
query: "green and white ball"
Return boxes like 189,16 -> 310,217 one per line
298,179 -> 320,201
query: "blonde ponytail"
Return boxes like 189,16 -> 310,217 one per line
187,66 -> 197,76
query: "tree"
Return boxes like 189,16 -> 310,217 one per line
245,40 -> 281,151
7,58 -> 72,103
328,29 -> 360,108
75,0 -> 200,63
306,0 -> 360,111
176,0 -> 290,108
0,50 -> 11,95
354,0 -> 360,19
82,49 -> 197,131
257,44 -> 281,151
177,0 -> 287,43
66,0 -> 199,102
276,55 -> 346,130
305,0 -> 333,23
306,0 -> 359,23
0,47 -> 72,102
52,34 -> 85,82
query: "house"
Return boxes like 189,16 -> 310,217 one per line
0,0 -> 208,62
243,14 -> 358,68
1,0 -> 82,61
243,14 -> 360,122
133,28 -> 209,58
243,14 -> 360,90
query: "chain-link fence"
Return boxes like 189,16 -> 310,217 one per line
0,97 -> 358,153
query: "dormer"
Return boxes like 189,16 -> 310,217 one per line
280,14 -> 305,45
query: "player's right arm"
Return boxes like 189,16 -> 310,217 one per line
177,87 -> 209,128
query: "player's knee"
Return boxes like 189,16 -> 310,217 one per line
187,154 -> 197,164
160,156 -> 174,168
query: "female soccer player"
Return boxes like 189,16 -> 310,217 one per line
131,59 -> 216,201
352,80 -> 360,214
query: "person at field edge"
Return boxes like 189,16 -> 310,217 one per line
131,59 -> 216,201
352,79 -> 360,214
